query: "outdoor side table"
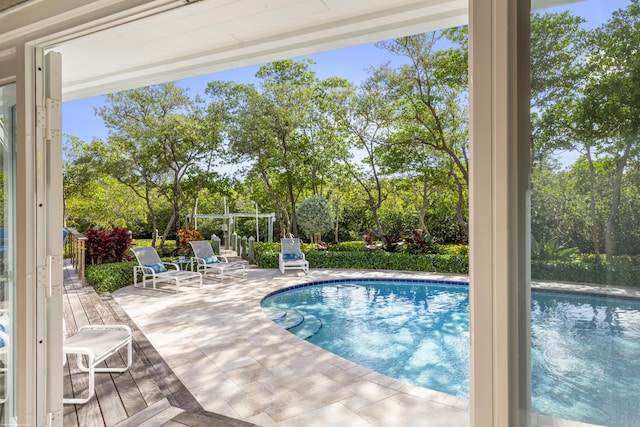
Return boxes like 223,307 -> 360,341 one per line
170,258 -> 193,271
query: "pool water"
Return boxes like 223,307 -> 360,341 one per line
261,279 -> 640,427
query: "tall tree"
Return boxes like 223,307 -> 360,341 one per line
377,31 -> 470,238
575,1 -> 640,261
207,59 -> 342,238
324,72 -> 397,234
82,83 -> 222,248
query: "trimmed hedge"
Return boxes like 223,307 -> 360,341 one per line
257,250 -> 469,274
532,260 -> 640,287
86,261 -> 137,293
84,242 -> 640,294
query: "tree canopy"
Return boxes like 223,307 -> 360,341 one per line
63,3 -> 640,259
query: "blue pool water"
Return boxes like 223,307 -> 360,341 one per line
261,279 -> 640,427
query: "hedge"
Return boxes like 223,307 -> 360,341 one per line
84,246 -> 640,294
532,260 -> 640,288
86,261 -> 137,293
256,250 -> 469,274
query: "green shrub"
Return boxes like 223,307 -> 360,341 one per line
131,239 -> 177,251
435,244 -> 469,255
532,260 -> 640,287
254,242 -> 281,258
256,249 -> 469,274
86,261 -> 137,293
327,241 -> 370,252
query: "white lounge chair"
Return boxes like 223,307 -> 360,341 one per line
189,240 -> 246,280
63,323 -> 132,405
131,246 -> 202,292
0,310 -> 8,404
279,238 -> 309,274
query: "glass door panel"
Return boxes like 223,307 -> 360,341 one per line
531,1 -> 640,425
0,81 -> 16,424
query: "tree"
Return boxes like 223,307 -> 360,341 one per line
530,11 -> 587,163
296,196 -> 334,243
63,135 -> 148,232
323,72 -> 397,234
578,1 -> 640,261
81,83 -> 222,248
207,60 -> 344,238
377,30 -> 470,238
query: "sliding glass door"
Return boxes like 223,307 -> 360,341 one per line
0,80 -> 16,426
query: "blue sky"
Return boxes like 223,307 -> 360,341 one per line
62,0 -> 628,145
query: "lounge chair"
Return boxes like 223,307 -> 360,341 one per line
0,310 -> 8,404
63,322 -> 132,404
131,246 -> 202,292
279,238 -> 309,274
189,240 -> 246,280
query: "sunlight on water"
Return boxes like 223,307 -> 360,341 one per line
262,280 -> 640,426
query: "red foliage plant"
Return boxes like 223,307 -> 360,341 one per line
84,228 -> 132,265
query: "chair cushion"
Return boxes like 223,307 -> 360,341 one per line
203,255 -> 220,264
0,322 -> 6,348
145,263 -> 167,273
283,253 -> 303,260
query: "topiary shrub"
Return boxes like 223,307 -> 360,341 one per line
296,196 -> 334,243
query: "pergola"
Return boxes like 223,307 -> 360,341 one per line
185,212 -> 276,244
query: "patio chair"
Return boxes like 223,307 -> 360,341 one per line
0,310 -> 8,404
63,322 -> 132,405
189,240 -> 246,280
279,238 -> 309,274
130,246 -> 202,292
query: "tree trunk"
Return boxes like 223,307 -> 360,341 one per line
287,179 -> 298,237
334,195 -> 340,243
605,139 -> 632,263
417,177 -> 428,232
449,165 -> 469,239
585,145 -> 601,258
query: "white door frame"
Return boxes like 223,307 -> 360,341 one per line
12,43 -> 63,427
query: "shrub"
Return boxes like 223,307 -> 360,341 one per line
405,229 -> 437,254
255,248 -> 469,275
296,196 -> 334,242
176,229 -> 203,255
532,260 -> 640,287
531,237 -> 578,261
86,261 -> 137,293
131,239 -> 177,252
327,241 -> 369,252
434,244 -> 469,255
371,229 -> 407,252
84,228 -> 132,265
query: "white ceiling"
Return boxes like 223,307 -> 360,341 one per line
52,0 -> 468,101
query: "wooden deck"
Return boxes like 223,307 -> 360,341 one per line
62,261 -> 255,427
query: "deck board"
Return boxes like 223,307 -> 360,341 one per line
63,261 -> 255,427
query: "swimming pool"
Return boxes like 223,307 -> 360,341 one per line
261,279 -> 640,427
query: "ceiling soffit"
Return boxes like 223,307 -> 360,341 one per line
53,0 -> 467,100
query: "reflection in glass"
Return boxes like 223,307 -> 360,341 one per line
0,82 -> 15,423
531,1 -> 640,425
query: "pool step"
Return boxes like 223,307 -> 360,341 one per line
273,309 -> 304,330
288,312 -> 322,340
263,307 -> 286,321
264,307 -> 323,340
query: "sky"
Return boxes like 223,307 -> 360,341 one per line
62,0 -> 629,147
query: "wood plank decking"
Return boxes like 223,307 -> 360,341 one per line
63,261 -> 255,427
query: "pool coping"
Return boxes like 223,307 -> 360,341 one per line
113,268 -> 609,427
